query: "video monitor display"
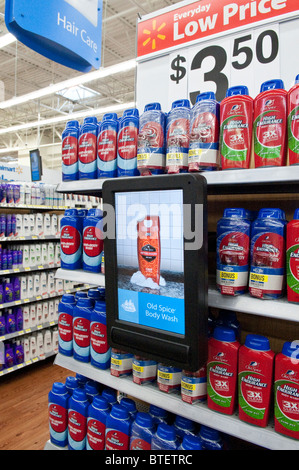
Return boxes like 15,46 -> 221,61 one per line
102,173 -> 208,371
116,188 -> 185,336
30,149 -> 42,181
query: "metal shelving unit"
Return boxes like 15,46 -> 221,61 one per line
54,353 -> 299,450
52,167 -> 299,450
55,268 -> 105,287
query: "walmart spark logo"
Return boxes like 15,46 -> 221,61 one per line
142,19 -> 166,50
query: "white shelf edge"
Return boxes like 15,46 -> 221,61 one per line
0,351 -> 56,378
55,268 -> 105,287
44,440 -> 67,450
56,166 -> 299,194
208,286 -> 299,322
57,179 -> 106,193
55,269 -> 298,323
54,354 -> 299,450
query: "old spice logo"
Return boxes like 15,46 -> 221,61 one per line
284,369 -> 296,379
142,18 -> 166,51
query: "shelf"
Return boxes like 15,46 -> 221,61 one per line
0,204 -> 67,211
0,262 -> 61,276
56,166 -> 299,196
44,440 -> 66,450
55,268 -> 105,287
208,284 -> 299,323
0,351 -> 56,378
0,235 -> 60,242
57,179 -> 106,195
55,270 -> 299,323
54,353 -> 299,450
0,320 -> 57,342
0,285 -> 91,310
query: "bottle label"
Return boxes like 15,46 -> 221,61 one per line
49,403 -> 67,434
58,312 -> 73,350
157,367 -> 182,392
90,321 -> 108,354
130,437 -> 151,450
110,352 -> 133,376
60,225 -> 81,266
98,129 -> 117,162
220,101 -> 251,169
79,132 -> 97,164
68,409 -> 87,443
83,225 -> 103,268
181,375 -> 207,403
286,243 -> 299,298
216,230 -> 250,295
73,317 -> 90,352
137,120 -> 165,171
87,417 -> 106,450
105,429 -> 129,450
249,231 -> 285,298
288,103 -> 299,165
166,117 -> 190,173
132,359 -> 157,384
238,371 -> 269,421
207,340 -> 238,411
62,135 -> 78,176
254,95 -> 286,167
117,125 -> 138,176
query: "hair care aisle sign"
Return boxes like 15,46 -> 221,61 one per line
136,0 -> 299,110
5,0 -> 103,72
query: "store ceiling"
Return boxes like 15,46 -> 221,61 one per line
0,0 -> 180,170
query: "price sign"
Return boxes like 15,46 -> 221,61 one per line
169,24 -> 279,104
136,1 -> 299,111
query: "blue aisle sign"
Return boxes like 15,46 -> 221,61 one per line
5,0 -> 103,72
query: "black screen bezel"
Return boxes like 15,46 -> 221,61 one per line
102,173 -> 208,371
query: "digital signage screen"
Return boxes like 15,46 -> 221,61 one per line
29,149 -> 42,182
115,188 -> 185,336
102,173 -> 208,371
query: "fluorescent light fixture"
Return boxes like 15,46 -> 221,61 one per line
0,142 -> 61,155
0,33 -> 16,49
0,100 -> 136,135
0,58 -> 136,110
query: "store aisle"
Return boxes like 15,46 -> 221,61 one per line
0,357 -> 74,450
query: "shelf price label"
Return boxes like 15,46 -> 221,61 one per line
168,24 -> 279,104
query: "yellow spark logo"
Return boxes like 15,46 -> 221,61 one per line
142,19 -> 166,50
16,165 -> 23,174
